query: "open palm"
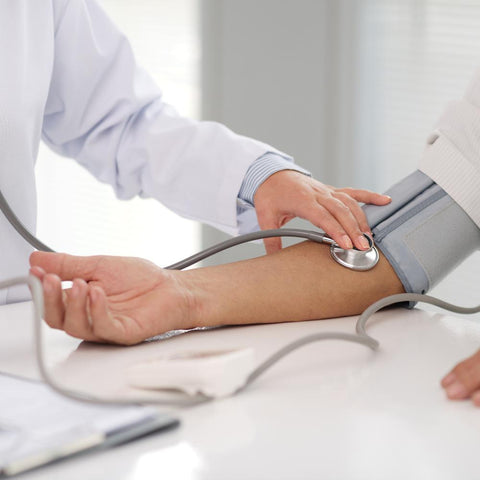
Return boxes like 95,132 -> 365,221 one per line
30,252 -> 192,345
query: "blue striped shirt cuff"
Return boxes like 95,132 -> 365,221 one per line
238,152 -> 311,206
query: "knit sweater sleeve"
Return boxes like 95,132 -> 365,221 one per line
419,68 -> 480,229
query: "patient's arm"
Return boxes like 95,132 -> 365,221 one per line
181,241 -> 403,328
30,243 -> 404,345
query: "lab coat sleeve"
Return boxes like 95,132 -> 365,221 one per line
42,0 -> 290,235
419,68 -> 480,230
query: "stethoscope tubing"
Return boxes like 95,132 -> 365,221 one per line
0,187 -> 379,272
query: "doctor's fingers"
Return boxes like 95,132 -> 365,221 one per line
333,187 -> 392,206
330,191 -> 372,235
307,197 -> 370,250
294,201 -> 353,250
261,233 -> 282,256
257,212 -> 295,254
441,349 -> 480,403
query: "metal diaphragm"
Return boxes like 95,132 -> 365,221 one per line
329,234 -> 379,271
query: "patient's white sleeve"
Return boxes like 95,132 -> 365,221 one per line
419,68 -> 480,229
42,0 -> 291,236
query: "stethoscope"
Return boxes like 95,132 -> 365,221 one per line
0,189 -> 379,271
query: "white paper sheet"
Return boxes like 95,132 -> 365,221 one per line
0,374 -> 170,475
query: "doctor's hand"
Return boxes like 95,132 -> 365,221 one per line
254,170 -> 391,254
29,252 -> 194,345
441,349 -> 480,406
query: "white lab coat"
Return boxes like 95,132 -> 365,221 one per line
0,0 -> 285,303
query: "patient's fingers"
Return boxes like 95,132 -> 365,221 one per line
37,272 -> 135,344
88,286 -> 114,341
441,349 -> 480,402
29,266 -> 46,280
41,274 -> 65,330
88,287 -> 138,345
62,279 -> 100,342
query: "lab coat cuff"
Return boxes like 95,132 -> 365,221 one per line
238,152 -> 311,206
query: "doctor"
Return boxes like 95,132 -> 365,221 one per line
0,0 -> 389,304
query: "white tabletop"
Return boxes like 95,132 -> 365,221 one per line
1,300 -> 480,480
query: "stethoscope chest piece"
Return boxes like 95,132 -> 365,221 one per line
330,235 -> 379,271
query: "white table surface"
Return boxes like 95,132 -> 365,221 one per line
1,299 -> 480,480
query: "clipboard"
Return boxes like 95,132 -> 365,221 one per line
0,373 -> 179,476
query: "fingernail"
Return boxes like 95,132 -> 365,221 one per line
446,381 -> 467,399
441,372 -> 456,387
357,235 -> 370,250
71,282 -> 79,298
341,235 -> 353,249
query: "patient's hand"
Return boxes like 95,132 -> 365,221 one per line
29,252 -> 194,345
441,350 -> 480,406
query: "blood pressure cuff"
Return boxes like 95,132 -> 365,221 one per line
363,170 -> 480,298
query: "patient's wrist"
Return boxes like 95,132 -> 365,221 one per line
173,269 -> 214,330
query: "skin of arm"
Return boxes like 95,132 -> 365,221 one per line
182,241 -> 403,328
29,241 -> 404,346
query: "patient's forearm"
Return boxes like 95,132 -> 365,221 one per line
30,243 -> 405,344
181,241 -> 405,329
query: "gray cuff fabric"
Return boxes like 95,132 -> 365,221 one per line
238,152 -> 311,207
362,170 -> 480,307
